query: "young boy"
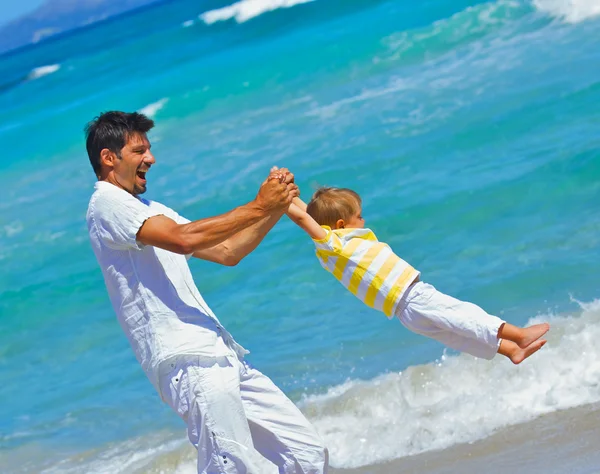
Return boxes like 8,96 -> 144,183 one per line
286,186 -> 549,364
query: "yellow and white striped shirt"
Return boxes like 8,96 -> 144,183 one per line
313,227 -> 419,317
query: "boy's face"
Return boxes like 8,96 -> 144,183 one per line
345,208 -> 365,228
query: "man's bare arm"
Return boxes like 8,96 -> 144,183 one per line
137,178 -> 293,255
193,168 -> 298,265
192,211 -> 284,266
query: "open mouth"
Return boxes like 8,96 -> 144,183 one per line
136,169 -> 148,183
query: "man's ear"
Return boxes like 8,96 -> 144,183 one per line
100,148 -> 117,170
335,219 -> 345,229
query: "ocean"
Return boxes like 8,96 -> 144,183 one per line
0,0 -> 599,472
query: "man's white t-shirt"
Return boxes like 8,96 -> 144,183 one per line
86,181 -> 247,393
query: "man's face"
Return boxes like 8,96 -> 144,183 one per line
111,133 -> 155,195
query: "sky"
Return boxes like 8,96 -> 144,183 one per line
0,0 -> 45,27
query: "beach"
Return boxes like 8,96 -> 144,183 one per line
332,402 -> 600,473
0,0 -> 599,472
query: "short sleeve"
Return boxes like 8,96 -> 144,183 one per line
312,226 -> 342,253
90,189 -> 163,250
148,201 -> 190,225
147,201 -> 193,259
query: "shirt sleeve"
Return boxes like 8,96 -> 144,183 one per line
148,201 -> 193,259
312,226 -> 343,253
90,190 -> 163,251
148,200 -> 191,225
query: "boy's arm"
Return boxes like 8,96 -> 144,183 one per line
286,200 -> 327,240
292,196 -> 308,212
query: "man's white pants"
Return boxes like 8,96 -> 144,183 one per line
396,282 -> 505,360
159,342 -> 328,473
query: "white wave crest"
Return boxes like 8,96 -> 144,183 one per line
138,98 -> 168,118
27,64 -> 60,81
301,300 -> 600,468
3,221 -> 24,238
533,0 -> 600,23
200,0 -> 314,25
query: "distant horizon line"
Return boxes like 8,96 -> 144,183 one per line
0,0 -> 169,59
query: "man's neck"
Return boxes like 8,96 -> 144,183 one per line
99,175 -> 136,196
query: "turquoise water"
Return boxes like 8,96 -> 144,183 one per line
1,0 -> 599,471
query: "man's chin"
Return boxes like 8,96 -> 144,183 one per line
133,184 -> 147,195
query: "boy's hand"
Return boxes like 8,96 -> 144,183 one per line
270,166 -> 295,186
288,182 -> 300,200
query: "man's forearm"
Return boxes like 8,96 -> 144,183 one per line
138,174 -> 295,256
219,210 -> 285,264
177,201 -> 268,253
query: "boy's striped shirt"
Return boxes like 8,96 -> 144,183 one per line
313,227 -> 419,317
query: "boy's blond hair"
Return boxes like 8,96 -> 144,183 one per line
306,187 -> 361,228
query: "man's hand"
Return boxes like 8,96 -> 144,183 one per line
192,173 -> 296,265
269,166 -> 295,185
255,177 -> 297,213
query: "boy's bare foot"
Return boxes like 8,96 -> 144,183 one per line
517,323 -> 550,348
498,322 -> 550,349
499,339 -> 547,365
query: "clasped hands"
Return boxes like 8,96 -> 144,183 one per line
254,166 -> 299,213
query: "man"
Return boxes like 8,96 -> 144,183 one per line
85,111 -> 328,473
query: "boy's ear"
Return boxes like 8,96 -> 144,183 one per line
335,219 -> 345,229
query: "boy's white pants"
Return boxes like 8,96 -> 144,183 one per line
158,341 -> 328,474
395,282 -> 505,360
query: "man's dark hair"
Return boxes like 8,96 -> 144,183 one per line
85,111 -> 154,177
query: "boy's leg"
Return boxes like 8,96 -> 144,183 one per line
397,282 -> 504,360
239,360 -> 329,474
159,356 -> 260,474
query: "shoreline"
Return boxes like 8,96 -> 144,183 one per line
330,401 -> 600,473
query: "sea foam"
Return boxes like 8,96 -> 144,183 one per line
26,64 -> 60,81
299,299 -> 600,468
138,98 -> 169,118
38,300 -> 600,472
200,0 -> 314,25
533,0 -> 600,23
